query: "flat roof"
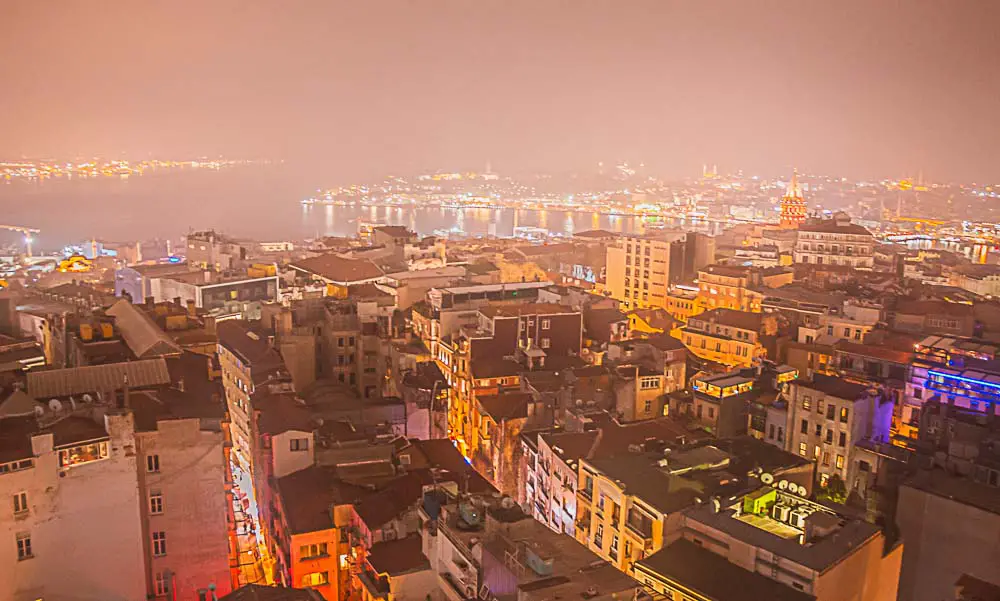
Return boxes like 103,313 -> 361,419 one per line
635,539 -> 814,601
684,493 -> 882,572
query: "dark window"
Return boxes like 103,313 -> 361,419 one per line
800,419 -> 808,434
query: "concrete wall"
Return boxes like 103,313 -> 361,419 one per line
896,483 -> 1000,601
272,430 -> 315,478
137,418 -> 232,600
0,413 -> 147,601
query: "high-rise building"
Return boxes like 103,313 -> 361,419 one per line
605,234 -> 681,311
780,170 -> 808,229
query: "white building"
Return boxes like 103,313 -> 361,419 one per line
794,213 -> 875,269
0,399 -> 148,601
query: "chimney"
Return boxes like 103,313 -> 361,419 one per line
122,374 -> 131,410
173,296 -> 182,307
145,296 -> 155,307
176,377 -> 185,393
204,315 -> 217,335
186,299 -> 197,317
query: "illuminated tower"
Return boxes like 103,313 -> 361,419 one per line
780,169 -> 807,228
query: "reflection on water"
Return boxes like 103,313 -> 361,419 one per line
904,238 -> 992,264
299,203 -> 722,240
0,165 -> 721,248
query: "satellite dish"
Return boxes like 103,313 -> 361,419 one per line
82,393 -> 94,403
778,479 -> 789,491
760,472 -> 774,485
796,484 -> 808,497
48,399 -> 63,412
33,406 -> 44,417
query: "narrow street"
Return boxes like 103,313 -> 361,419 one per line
231,460 -> 273,586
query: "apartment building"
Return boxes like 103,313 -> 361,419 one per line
186,230 -> 250,271
0,406 -> 147,601
420,490 -> 640,601
634,485 -> 902,601
3,354 -> 236,601
695,264 -> 765,313
576,440 -> 812,576
217,320 -> 291,472
794,213 -> 875,269
605,234 -> 677,311
131,353 -> 236,599
681,308 -> 777,368
786,374 -> 892,484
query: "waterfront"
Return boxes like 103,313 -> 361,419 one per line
0,166 -> 720,250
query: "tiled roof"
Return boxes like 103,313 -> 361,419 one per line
106,299 -> 183,359
477,392 -> 532,421
690,308 -> 764,332
27,358 -> 171,398
290,253 -> 383,284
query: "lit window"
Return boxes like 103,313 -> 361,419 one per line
798,442 -> 807,457
302,571 -> 330,587
836,455 -> 845,469
300,542 -> 328,559
58,440 -> 109,468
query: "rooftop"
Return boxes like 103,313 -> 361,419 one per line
903,468 -> 1000,516
218,585 -> 323,601
833,339 -> 913,365
478,302 -> 578,319
366,535 -> 429,576
477,391 -> 533,421
684,490 -> 882,572
797,373 -> 871,401
471,358 -> 523,380
27,358 -> 171,398
689,308 -> 764,332
635,539 -> 814,601
290,253 -> 383,284
216,320 -> 286,382
798,218 -> 873,236
106,299 -> 183,359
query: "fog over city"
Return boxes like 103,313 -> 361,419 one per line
2,5 -> 1000,601
2,0 -> 999,181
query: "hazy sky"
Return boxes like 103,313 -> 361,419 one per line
2,0 -> 998,182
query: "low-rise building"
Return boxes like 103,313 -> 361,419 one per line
635,484 -> 901,601
794,212 -> 875,269
681,308 -> 777,368
786,374 -> 893,484
576,439 -> 812,576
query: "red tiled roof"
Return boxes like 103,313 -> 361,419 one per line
477,392 -> 533,421
290,253 -> 383,283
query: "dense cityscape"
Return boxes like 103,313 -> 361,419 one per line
3,2 -> 1000,601
2,162 -> 1000,601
